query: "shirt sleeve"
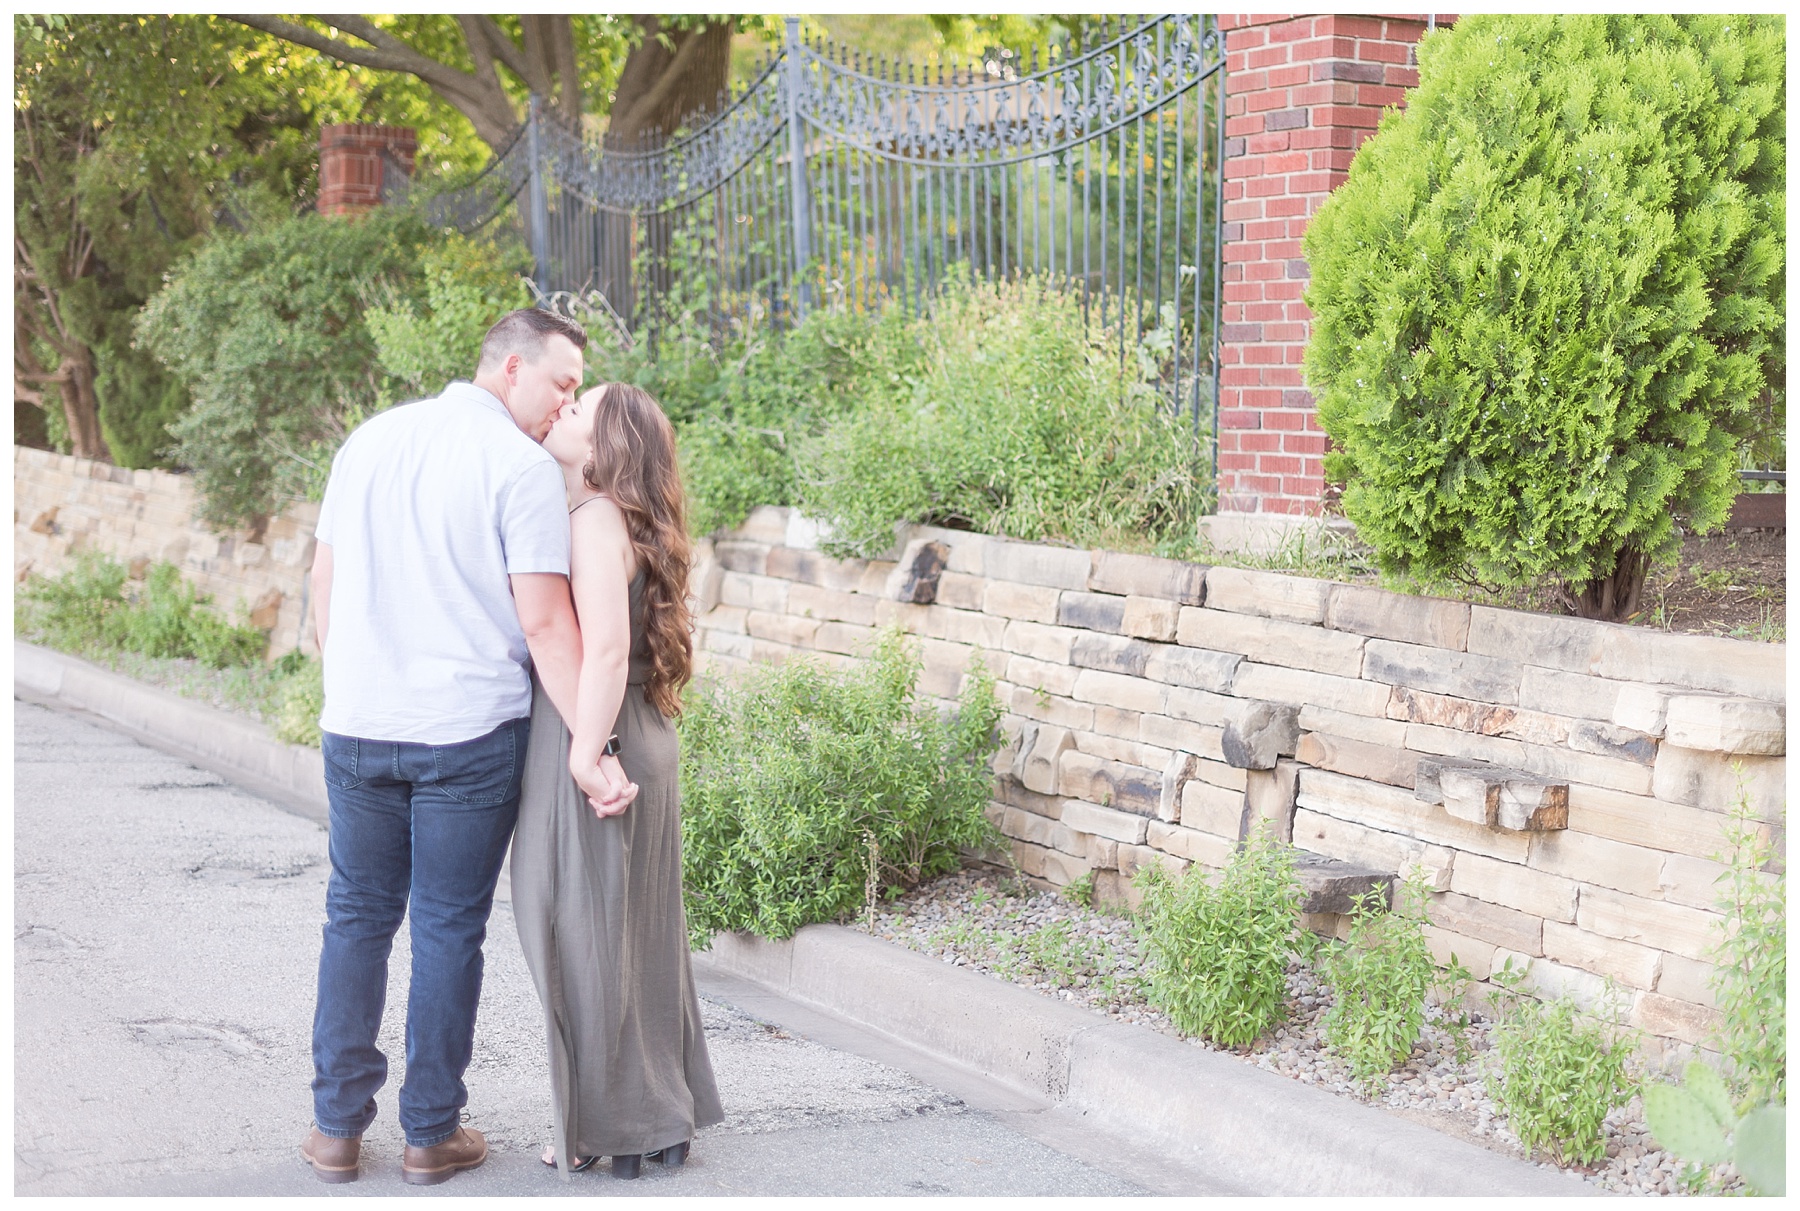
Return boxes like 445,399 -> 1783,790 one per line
313,437 -> 351,546
498,454 -> 571,577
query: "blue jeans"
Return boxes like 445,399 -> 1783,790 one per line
311,717 -> 528,1147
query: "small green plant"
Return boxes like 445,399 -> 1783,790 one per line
1487,961 -> 1636,1165
1063,871 -> 1096,909
1320,878 -> 1435,1090
1644,1060 -> 1786,1196
1133,823 -> 1301,1048
18,552 -> 266,668
270,651 -> 324,747
1709,784 -> 1785,1108
679,629 -> 1005,948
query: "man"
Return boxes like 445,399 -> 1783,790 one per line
300,308 -> 633,1185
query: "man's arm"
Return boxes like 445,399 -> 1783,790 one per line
309,541 -> 333,652
511,572 -> 583,726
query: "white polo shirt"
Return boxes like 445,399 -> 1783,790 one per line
314,382 -> 570,744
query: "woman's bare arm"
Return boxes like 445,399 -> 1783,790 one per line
568,496 -> 637,815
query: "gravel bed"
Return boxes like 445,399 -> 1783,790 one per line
859,868 -> 1706,1197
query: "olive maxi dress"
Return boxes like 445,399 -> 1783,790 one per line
512,571 -> 724,1178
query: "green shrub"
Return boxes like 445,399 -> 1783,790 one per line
364,233 -> 532,403
18,551 -> 266,667
270,651 -> 325,747
679,629 -> 1005,948
1709,786 -> 1785,1108
1488,962 -> 1636,1164
1320,879 -> 1435,1089
16,549 -> 128,652
136,208 -> 439,527
1133,824 -> 1301,1047
799,271 -> 1209,558
1303,15 -> 1785,619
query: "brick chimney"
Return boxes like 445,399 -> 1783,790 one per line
317,124 -> 418,216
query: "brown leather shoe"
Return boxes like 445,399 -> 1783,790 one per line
402,1125 -> 488,1186
300,1126 -> 361,1183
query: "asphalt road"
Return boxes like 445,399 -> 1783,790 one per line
14,698 -> 1235,1197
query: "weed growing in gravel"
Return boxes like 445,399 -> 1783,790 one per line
1320,879 -> 1435,1090
1488,962 -> 1637,1165
1709,786 -> 1786,1110
1134,824 -> 1301,1048
1062,871 -> 1095,909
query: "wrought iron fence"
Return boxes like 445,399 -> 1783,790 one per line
438,14 -> 1227,449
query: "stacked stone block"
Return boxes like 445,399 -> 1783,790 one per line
690,506 -> 1785,1056
14,447 -> 317,658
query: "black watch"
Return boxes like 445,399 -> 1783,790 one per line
601,734 -> 622,757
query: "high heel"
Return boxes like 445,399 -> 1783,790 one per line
647,1140 -> 690,1168
611,1154 -> 642,1180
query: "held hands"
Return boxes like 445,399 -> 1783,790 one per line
572,751 -> 637,817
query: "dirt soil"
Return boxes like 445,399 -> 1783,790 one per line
1642,529 -> 1785,641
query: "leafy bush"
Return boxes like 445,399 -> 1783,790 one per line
1320,879 -> 1436,1089
364,233 -> 531,402
1487,962 -> 1636,1164
1303,15 -> 1785,619
270,650 -> 325,747
18,551 -> 266,667
573,265 -> 1209,551
798,271 -> 1209,558
1708,787 -> 1785,1108
1133,823 -> 1301,1047
679,629 -> 1005,948
136,208 -> 439,527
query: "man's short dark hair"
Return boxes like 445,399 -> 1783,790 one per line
476,307 -> 588,374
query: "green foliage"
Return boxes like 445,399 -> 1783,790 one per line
1320,880 -> 1435,1089
17,551 -> 267,668
364,234 -> 532,400
1487,962 -> 1636,1165
136,208 -> 438,527
798,272 -> 1210,558
679,629 -> 1005,947
1063,871 -> 1096,910
1645,1061 -> 1787,1196
1304,15 -> 1785,599
15,15 -> 471,466
270,651 -> 325,747
1133,826 -> 1301,1048
1708,786 -> 1786,1109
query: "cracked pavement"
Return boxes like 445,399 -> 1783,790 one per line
15,699 -> 1211,1196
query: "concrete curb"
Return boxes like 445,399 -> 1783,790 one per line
17,641 -> 1593,1195
14,640 -> 328,823
698,929 -> 1596,1197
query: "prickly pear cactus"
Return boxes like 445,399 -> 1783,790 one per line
1733,1105 -> 1786,1197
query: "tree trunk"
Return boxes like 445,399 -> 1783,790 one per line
1567,546 -> 1649,623
607,17 -> 735,148
58,345 -> 112,462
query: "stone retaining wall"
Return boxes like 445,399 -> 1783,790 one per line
13,448 -> 317,657
691,507 -> 1786,1057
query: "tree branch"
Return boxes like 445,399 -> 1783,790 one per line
227,14 -> 520,147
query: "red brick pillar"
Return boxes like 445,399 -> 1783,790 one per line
1214,14 -> 1444,521
317,124 -> 418,217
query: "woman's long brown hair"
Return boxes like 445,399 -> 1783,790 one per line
580,383 -> 692,718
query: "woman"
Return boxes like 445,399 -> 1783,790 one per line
512,382 -> 724,1181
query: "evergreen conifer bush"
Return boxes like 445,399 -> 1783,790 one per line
1303,15 -> 1784,619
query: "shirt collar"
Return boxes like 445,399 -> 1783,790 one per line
442,380 -> 511,419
